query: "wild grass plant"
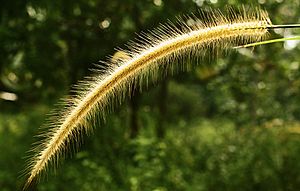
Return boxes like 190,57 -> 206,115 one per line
23,7 -> 300,189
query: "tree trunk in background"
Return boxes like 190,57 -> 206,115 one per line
129,4 -> 142,139
157,79 -> 168,138
129,89 -> 140,139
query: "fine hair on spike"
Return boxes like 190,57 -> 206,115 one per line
24,7 -> 273,189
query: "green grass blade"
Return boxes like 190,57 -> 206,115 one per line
234,36 -> 300,48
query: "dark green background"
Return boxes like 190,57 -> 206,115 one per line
1,0 -> 300,190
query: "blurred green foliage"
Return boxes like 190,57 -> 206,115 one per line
1,0 -> 300,190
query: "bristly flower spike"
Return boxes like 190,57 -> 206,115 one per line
24,7 -> 284,189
